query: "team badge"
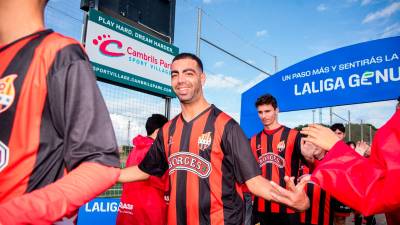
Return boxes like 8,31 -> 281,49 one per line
198,132 -> 212,151
168,152 -> 212,178
0,74 -> 18,114
256,144 -> 262,151
277,140 -> 286,152
0,141 -> 9,172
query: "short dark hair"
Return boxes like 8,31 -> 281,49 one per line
330,123 -> 345,133
172,53 -> 203,72
145,114 -> 168,136
255,94 -> 278,109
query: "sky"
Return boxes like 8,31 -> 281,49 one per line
44,0 -> 400,142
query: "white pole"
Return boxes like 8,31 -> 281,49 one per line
196,8 -> 202,57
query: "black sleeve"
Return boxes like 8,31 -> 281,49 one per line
47,46 -> 120,171
222,120 -> 261,184
139,128 -> 169,177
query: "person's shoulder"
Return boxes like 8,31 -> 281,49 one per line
161,114 -> 179,131
47,31 -> 80,45
211,105 -> 233,123
283,125 -> 299,134
41,31 -> 87,64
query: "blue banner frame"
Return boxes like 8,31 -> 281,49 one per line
240,36 -> 400,137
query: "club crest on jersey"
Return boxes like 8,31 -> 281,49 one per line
0,74 -> 17,114
198,132 -> 212,151
168,152 -> 212,178
258,153 -> 285,168
277,141 -> 286,152
0,141 -> 9,172
256,144 -> 262,153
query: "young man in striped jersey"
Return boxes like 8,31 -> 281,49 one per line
119,53 -> 310,225
250,94 -> 305,225
0,0 -> 121,224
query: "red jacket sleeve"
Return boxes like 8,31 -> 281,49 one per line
311,110 -> 400,217
0,162 -> 120,224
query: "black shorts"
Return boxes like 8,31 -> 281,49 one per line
332,198 -> 352,214
255,212 -> 300,225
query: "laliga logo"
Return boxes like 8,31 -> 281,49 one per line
92,34 -> 125,57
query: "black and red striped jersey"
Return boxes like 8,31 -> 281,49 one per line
299,165 -> 334,225
250,126 -> 302,214
139,105 -> 261,225
0,29 -> 120,202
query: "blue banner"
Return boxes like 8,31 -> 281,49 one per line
77,198 -> 120,225
240,36 -> 400,137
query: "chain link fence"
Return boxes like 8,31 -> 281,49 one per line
96,81 -> 174,197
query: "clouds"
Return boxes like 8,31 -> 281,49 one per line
316,4 -> 328,12
381,22 -> 400,38
331,100 -> 396,127
203,0 -> 212,4
345,0 -> 374,6
247,59 -> 255,65
362,2 -> 400,24
213,61 -> 224,68
239,73 -> 269,92
110,113 -> 144,146
361,0 -> 373,6
205,73 -> 243,89
256,30 -> 268,37
204,72 -> 269,93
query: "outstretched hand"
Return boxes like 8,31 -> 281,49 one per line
301,124 -> 340,151
355,141 -> 370,156
269,175 -> 310,212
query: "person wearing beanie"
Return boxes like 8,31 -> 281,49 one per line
116,114 -> 168,225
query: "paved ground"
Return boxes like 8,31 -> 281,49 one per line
346,213 -> 387,225
253,213 -> 387,225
